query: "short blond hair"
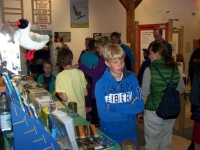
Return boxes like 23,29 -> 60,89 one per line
103,44 -> 125,61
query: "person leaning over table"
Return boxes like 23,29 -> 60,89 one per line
56,46 -> 88,119
141,43 -> 185,150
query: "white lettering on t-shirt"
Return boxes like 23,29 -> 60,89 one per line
105,92 -> 132,103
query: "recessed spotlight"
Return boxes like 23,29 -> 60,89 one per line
192,13 -> 196,16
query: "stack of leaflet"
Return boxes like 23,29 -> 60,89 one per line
28,88 -> 51,103
51,110 -> 78,150
28,88 -> 52,116
28,88 -> 49,94
34,93 -> 51,103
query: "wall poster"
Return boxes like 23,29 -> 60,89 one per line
138,23 -> 168,70
70,0 -> 89,28
54,32 -> 71,43
32,0 -> 51,24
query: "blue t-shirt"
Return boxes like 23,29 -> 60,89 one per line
80,52 -> 99,68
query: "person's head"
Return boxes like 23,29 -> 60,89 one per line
176,54 -> 184,63
110,32 -> 121,44
104,44 -> 125,78
153,28 -> 163,43
88,39 -> 96,52
85,37 -> 93,50
43,61 -> 53,76
149,43 -> 174,65
95,36 -> 110,56
57,47 -> 73,68
142,49 -> 150,60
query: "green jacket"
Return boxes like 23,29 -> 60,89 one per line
145,60 -> 180,111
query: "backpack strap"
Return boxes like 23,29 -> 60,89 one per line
150,65 -> 175,110
152,65 -> 175,87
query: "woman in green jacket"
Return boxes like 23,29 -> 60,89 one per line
141,43 -> 185,150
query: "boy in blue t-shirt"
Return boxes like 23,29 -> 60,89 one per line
95,44 -> 144,150
37,61 -> 56,94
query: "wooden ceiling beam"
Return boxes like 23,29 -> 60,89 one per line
135,0 -> 142,9
119,0 -> 129,11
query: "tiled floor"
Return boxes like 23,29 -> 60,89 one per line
137,83 -> 193,150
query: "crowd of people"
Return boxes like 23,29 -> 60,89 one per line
36,29 -> 200,150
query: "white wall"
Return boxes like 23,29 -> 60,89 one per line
1,0 -> 200,77
0,0 -> 126,75
135,0 -> 200,77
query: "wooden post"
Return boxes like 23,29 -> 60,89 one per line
135,21 -> 139,75
126,0 -> 135,71
168,19 -> 173,43
119,0 -> 143,72
180,25 -> 184,54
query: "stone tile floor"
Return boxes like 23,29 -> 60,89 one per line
137,83 -> 193,150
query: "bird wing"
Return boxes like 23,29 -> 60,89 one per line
73,5 -> 79,16
29,32 -> 49,43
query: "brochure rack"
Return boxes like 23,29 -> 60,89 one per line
11,102 -> 61,150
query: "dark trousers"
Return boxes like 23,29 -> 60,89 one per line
189,73 -> 198,114
89,99 -> 99,124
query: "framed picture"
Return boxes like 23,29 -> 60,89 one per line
32,0 -> 51,24
70,0 -> 89,28
54,32 -> 71,42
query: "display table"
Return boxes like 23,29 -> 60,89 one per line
2,95 -> 121,150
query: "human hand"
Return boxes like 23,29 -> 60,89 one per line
73,64 -> 78,68
137,113 -> 143,122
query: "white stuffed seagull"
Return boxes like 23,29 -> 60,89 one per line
15,19 -> 51,60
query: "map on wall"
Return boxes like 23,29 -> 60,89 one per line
70,0 -> 89,28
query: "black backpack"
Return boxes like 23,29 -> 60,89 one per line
151,65 -> 180,119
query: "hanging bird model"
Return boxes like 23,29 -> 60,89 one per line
15,19 -> 51,60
